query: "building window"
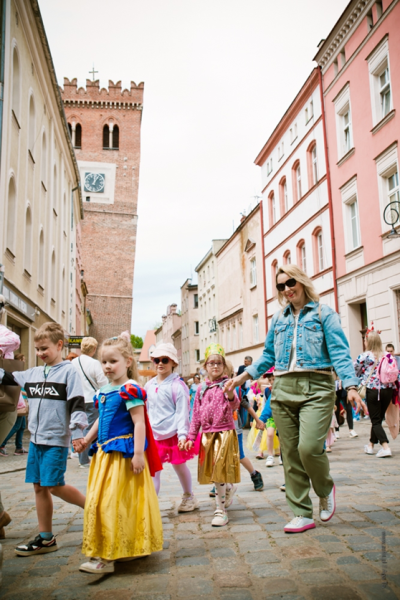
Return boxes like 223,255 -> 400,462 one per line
28,95 -> 35,159
53,165 -> 58,214
312,228 -> 324,273
12,46 -> 20,122
379,67 -> 391,118
75,123 -> 82,148
194,293 -> 198,308
279,177 -> 288,215
24,207 -> 32,274
250,258 -> 257,287
283,250 -> 291,265
271,259 -> 278,285
307,142 -> 318,188
195,349 -> 200,362
113,125 -> 119,149
343,110 -> 352,153
195,321 -> 199,334
269,192 -> 276,226
253,315 -> 259,344
388,171 -> 399,204
41,132 -> 47,186
51,250 -> 56,302
203,271 -> 206,287
368,38 -> 392,126
266,158 -> 273,176
297,240 -> 307,273
349,201 -> 360,249
312,145 -> 318,185
334,83 -> 353,159
317,232 -> 324,271
6,177 -> 17,254
103,125 -> 109,149
239,321 -> 243,348
292,161 -> 301,202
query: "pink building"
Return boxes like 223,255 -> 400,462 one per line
256,69 -> 335,329
315,0 -> 400,355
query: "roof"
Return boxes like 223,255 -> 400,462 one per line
195,239 -> 228,272
215,203 -> 260,257
139,330 -> 156,362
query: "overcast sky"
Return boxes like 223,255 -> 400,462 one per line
40,0 -> 348,339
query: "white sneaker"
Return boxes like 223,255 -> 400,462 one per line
335,431 -> 340,439
70,452 -> 79,459
320,484 -> 336,522
177,493 -> 199,512
349,430 -> 358,438
279,455 -> 283,465
265,455 -> 274,467
211,509 -> 229,527
376,447 -> 392,458
79,557 -> 115,574
284,516 -> 315,533
364,444 -> 374,455
224,484 -> 237,509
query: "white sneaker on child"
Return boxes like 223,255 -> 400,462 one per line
79,557 -> 115,573
211,509 -> 229,527
284,516 -> 315,533
177,493 -> 199,512
224,484 -> 237,508
265,455 -> 274,467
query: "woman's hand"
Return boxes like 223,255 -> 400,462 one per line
223,372 -> 250,393
347,389 -> 367,414
178,437 -> 187,451
255,419 -> 265,430
131,452 -> 145,474
185,440 -> 194,451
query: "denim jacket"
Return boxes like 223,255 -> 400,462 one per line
245,301 -> 358,389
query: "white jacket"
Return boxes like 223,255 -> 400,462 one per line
145,373 -> 189,441
72,355 -> 108,404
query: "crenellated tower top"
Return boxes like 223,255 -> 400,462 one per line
61,78 -> 144,110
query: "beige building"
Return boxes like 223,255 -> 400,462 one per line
195,240 -> 226,361
181,278 -> 200,378
0,0 -> 84,367
216,205 -> 266,371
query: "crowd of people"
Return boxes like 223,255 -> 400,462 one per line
0,264 -> 398,574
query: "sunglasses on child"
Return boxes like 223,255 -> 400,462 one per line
153,357 -> 170,364
276,278 -> 297,292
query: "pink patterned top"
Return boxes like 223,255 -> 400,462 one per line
188,376 -> 239,441
0,325 -> 20,359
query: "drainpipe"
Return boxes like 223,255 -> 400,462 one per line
0,0 -> 6,170
318,66 -> 339,313
259,200 -> 268,334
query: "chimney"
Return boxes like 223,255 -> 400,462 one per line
170,304 -> 177,314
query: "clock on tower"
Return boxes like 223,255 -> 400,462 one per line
84,172 -> 105,193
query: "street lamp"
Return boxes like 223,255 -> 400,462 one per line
383,200 -> 400,239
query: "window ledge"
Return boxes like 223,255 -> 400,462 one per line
371,109 -> 395,135
305,116 -> 314,125
290,135 -> 298,146
51,298 -> 56,305
337,147 -> 355,167
41,181 -> 47,192
37,285 -> 44,295
250,284 -> 257,290
345,245 -> 363,259
23,269 -> 32,279
53,208 -> 58,217
5,247 -> 15,263
12,110 -> 21,129
103,147 -> 119,151
63,231 -> 67,238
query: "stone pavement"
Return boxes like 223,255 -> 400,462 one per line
0,420 -> 399,600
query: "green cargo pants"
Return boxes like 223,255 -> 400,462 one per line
272,372 -> 335,519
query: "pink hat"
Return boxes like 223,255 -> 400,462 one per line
151,342 -> 178,365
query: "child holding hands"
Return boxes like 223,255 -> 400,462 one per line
186,344 -> 240,527
76,336 -> 163,574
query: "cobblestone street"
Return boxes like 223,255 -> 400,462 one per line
1,421 -> 400,600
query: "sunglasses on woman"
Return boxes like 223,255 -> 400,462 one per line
153,357 -> 170,364
276,278 -> 297,292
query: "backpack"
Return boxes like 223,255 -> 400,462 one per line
377,354 -> 399,385
172,377 -> 190,411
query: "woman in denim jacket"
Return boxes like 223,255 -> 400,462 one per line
226,265 -> 364,534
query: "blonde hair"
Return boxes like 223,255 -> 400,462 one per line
276,264 -> 319,307
81,337 -> 98,356
34,322 -> 65,345
101,336 -> 139,380
366,331 -> 383,358
224,360 -> 234,378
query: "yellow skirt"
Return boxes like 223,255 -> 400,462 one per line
198,430 -> 241,485
82,447 -> 163,560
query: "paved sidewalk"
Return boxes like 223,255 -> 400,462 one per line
0,420 -> 399,600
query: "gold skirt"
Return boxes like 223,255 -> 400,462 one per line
82,447 -> 163,560
198,430 -> 241,484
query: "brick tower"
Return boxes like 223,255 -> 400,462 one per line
61,78 -> 144,344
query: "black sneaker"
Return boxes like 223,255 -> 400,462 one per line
209,486 -> 216,497
15,534 -> 57,556
251,470 -> 264,491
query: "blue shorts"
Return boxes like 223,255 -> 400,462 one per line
238,432 -> 245,460
26,442 -> 69,487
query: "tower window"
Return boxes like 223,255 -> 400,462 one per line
75,124 -> 82,148
112,125 -> 119,149
103,125 -> 110,149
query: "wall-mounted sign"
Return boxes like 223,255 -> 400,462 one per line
2,285 -> 36,321
68,336 -> 86,348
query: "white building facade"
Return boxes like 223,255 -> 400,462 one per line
256,68 -> 335,328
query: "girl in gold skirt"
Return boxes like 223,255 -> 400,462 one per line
75,336 -> 163,574
185,344 -> 240,527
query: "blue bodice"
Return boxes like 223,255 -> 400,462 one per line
90,386 -> 147,458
